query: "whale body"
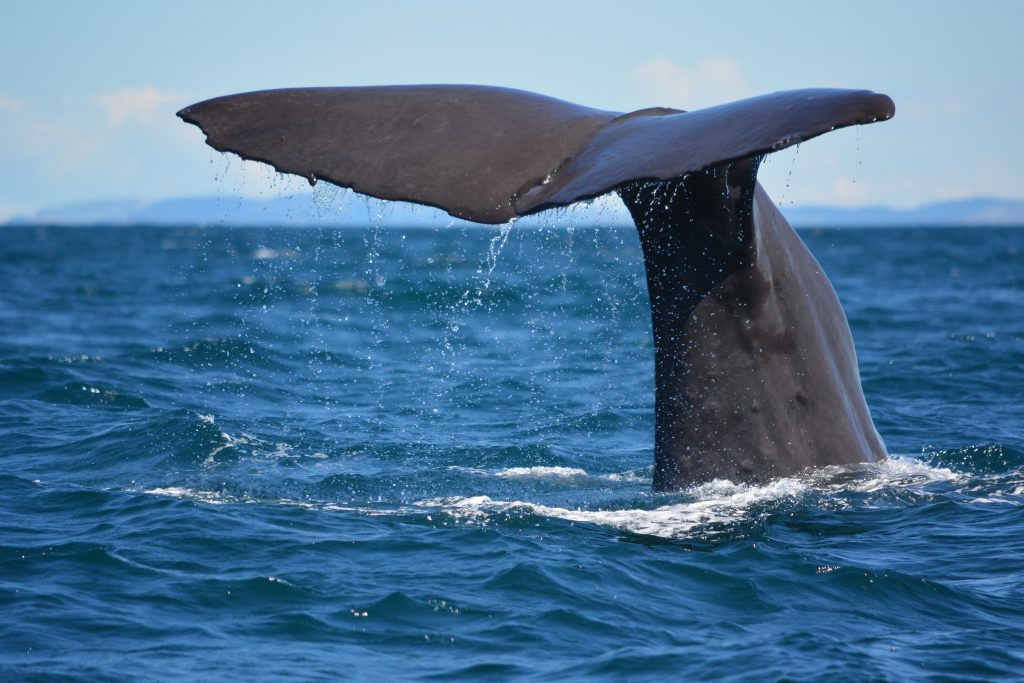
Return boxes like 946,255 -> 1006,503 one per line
178,85 -> 894,490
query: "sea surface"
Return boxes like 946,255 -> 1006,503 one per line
1,219 -> 1022,680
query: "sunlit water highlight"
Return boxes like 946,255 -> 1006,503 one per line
1,223 -> 1022,680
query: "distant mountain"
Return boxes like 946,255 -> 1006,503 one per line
783,197 -> 1024,226
6,194 -> 1024,228
11,198 -> 151,225
4,194 -> 471,228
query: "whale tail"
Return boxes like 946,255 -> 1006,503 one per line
178,85 -> 894,489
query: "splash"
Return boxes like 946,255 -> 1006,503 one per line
482,219 -> 516,290
420,456 -> 1006,540
417,476 -> 806,539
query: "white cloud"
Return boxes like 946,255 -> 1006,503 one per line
0,101 -> 101,175
0,94 -> 23,114
94,87 -> 185,126
24,117 -> 103,174
633,56 -> 751,110
830,177 -> 867,201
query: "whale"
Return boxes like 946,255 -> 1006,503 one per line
178,85 -> 894,490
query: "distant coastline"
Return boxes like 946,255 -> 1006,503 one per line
6,195 -> 1024,228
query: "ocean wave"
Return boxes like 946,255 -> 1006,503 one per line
137,452 -> 1022,536
143,486 -> 238,506
416,476 -> 806,540
447,464 -> 649,483
419,456 -> 1010,540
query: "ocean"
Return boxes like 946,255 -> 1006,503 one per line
1,220 -> 1022,680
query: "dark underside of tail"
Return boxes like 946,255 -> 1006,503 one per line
618,159 -> 767,487
620,165 -> 886,488
179,86 -> 893,223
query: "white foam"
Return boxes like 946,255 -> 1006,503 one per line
968,497 -> 1020,506
494,466 -> 588,479
830,455 -> 964,493
601,470 -> 648,483
449,464 -> 648,483
144,487 -> 233,505
417,457 -> 984,539
142,486 -> 404,516
418,477 -> 807,539
143,454 -> 1009,536
965,472 -> 1024,505
195,413 -> 325,465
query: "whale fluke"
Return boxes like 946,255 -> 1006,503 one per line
178,85 -> 894,490
177,86 -> 892,223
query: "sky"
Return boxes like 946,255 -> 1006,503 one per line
1,0 -> 1021,221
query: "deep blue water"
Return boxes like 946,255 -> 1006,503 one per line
1,221 -> 1022,681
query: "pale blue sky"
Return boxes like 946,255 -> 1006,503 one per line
1,0 -> 1021,220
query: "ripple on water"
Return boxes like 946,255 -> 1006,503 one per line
3,225 -> 1024,680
